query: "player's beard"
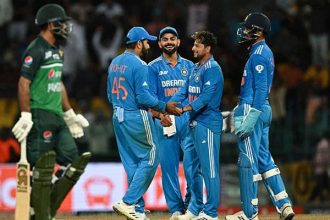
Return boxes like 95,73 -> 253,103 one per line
161,44 -> 178,56
141,45 -> 150,60
54,34 -> 68,46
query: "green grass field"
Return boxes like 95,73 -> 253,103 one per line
1,213 -> 330,220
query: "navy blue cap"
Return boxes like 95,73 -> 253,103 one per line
159,26 -> 179,39
126,27 -> 157,44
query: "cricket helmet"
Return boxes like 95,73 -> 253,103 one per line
35,4 -> 71,26
237,12 -> 271,43
35,4 -> 72,39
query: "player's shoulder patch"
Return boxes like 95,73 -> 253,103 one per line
255,64 -> 265,73
23,56 -> 33,66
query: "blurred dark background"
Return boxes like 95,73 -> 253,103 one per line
0,0 -> 329,206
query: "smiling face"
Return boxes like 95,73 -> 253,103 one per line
192,39 -> 210,61
158,33 -> 180,56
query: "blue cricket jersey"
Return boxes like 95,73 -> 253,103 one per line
148,55 -> 194,105
171,56 -> 224,133
107,50 -> 166,112
239,40 -> 274,110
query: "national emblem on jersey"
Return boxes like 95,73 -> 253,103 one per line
24,56 -> 33,65
181,68 -> 188,76
255,64 -> 264,73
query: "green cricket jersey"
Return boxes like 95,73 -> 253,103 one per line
21,36 -> 65,116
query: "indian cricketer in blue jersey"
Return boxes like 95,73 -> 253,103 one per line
148,26 -> 203,219
225,13 -> 295,220
170,31 -> 224,220
107,26 -> 182,220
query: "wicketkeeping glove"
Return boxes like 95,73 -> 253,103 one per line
63,109 -> 89,138
234,107 -> 261,139
12,112 -> 33,142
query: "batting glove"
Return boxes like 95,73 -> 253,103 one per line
12,112 -> 33,142
63,109 -> 89,138
221,111 -> 231,132
235,107 -> 261,139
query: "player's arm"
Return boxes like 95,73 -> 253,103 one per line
12,76 -> 34,142
184,67 -> 222,112
18,76 -> 31,112
147,63 -> 163,118
12,48 -> 42,142
235,55 -> 267,139
251,55 -> 268,111
61,82 -> 89,138
147,63 -> 158,98
135,65 -> 166,111
61,82 -> 71,111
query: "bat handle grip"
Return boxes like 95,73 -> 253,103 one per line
20,139 -> 28,163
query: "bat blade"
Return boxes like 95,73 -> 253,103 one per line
15,139 -> 30,220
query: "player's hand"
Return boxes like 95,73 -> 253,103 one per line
166,101 -> 182,116
64,109 -> 89,138
182,104 -> 192,113
160,114 -> 172,127
149,109 -> 161,119
12,112 -> 33,142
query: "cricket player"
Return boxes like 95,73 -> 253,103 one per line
170,31 -> 224,220
148,26 -> 203,219
11,4 -> 91,220
107,26 -> 181,220
225,12 -> 295,220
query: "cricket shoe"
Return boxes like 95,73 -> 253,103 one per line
177,210 -> 197,220
192,212 -> 219,220
133,212 -> 150,220
280,203 -> 295,220
225,211 -> 259,220
170,211 -> 183,220
113,200 -> 139,220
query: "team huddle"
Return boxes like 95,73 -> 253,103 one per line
12,3 -> 295,220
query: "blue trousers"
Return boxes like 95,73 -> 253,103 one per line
155,113 -> 203,214
190,122 -> 220,218
113,109 -> 159,212
235,103 -> 291,215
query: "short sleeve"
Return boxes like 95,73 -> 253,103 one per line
20,47 -> 43,80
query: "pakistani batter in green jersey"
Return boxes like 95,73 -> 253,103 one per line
12,4 -> 91,220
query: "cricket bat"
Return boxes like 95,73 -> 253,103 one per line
15,138 -> 30,220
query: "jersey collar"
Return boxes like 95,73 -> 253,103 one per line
161,54 -> 182,65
